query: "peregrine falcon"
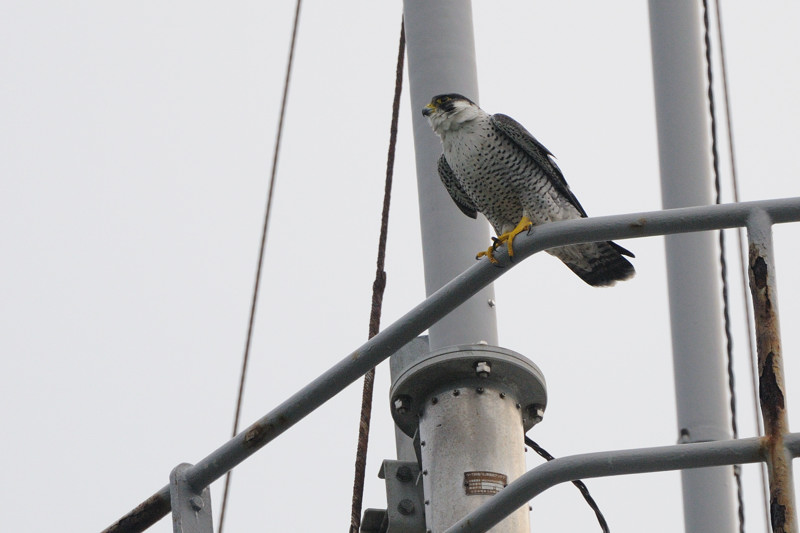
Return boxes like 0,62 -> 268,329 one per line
422,93 -> 635,287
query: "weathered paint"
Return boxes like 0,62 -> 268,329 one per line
747,211 -> 797,533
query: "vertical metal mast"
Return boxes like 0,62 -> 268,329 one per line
647,2 -> 737,532
402,0 -> 498,351
394,3 -> 545,533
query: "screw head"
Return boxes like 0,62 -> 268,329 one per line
189,496 -> 204,511
396,465 -> 413,482
474,361 -> 491,377
398,499 -> 415,515
528,404 -> 545,424
393,396 -> 411,414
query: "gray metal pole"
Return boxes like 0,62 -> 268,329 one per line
647,2 -> 737,532
401,2 -> 532,531
403,0 -> 498,351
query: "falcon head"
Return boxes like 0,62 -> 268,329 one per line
422,94 -> 483,135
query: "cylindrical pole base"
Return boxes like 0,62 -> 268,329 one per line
419,385 -> 528,532
391,345 -> 546,533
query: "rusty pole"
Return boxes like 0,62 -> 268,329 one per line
747,209 -> 797,533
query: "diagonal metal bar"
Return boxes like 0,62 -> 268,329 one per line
102,197 -> 800,533
443,433 -> 800,533
747,210 -> 797,533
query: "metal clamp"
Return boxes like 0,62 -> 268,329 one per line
362,460 -> 427,533
169,463 -> 213,533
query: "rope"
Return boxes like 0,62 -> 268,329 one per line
524,437 -> 609,533
348,20 -> 406,533
701,1 -> 744,531
217,1 -> 302,531
711,1 -> 771,529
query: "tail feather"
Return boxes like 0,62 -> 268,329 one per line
550,241 -> 636,287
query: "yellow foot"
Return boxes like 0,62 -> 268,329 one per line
476,245 -> 500,264
475,217 -> 533,263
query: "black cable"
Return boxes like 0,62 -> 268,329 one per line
701,1 -> 745,531
217,1 -> 303,532
712,1 -> 771,529
525,436 -> 610,533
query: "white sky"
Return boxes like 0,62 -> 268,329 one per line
2,2 -> 799,532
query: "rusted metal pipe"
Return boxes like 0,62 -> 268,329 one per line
747,210 -> 797,533
102,198 -> 800,533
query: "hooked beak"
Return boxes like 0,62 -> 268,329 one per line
422,103 -> 436,117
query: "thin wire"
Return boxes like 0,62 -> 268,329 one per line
524,437 -> 609,533
217,1 -> 302,531
701,1 -> 744,531
712,1 -> 771,529
348,20 -> 406,533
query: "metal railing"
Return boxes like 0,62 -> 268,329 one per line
446,435 -> 800,533
104,197 -> 800,533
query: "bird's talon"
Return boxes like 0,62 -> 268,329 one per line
476,247 -> 499,264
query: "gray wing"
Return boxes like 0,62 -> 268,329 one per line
438,154 -> 478,219
490,113 -> 588,218
492,114 -> 634,259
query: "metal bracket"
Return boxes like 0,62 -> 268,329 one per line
169,463 -> 213,533
361,508 -> 389,533
362,460 -> 426,533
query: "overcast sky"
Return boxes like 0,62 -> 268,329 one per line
2,2 -> 800,532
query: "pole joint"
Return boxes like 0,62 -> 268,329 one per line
169,463 -> 214,533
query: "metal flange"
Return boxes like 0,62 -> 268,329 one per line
390,344 -> 547,437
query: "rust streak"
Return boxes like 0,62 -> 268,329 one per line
629,218 -> 647,229
101,489 -> 171,533
243,422 -> 276,448
749,239 -> 796,533
761,352 -> 786,422
753,255 -> 769,289
772,497 -> 787,532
